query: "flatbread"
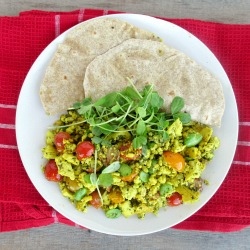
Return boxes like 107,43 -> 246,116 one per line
40,18 -> 160,115
83,39 -> 225,127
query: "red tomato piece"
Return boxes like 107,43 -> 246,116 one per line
163,151 -> 185,172
89,190 -> 102,209
167,192 -> 183,206
76,141 -> 95,160
54,131 -> 71,152
44,159 -> 62,182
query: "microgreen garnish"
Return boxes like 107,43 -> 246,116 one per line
90,155 -> 121,205
72,78 -> 190,148
101,161 -> 121,173
170,96 -> 184,114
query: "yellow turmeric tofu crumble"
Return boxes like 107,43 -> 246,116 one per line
42,84 -> 220,219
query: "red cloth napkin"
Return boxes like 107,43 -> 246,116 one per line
0,9 -> 250,233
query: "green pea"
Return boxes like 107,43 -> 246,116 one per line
74,187 -> 87,201
184,133 -> 203,147
151,159 -> 157,166
105,208 -> 122,219
139,171 -> 149,183
148,159 -> 157,174
119,163 -> 132,177
159,183 -> 173,196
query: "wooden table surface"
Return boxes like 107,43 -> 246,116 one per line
1,1 -> 250,249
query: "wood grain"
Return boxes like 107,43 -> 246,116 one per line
1,1 -> 250,249
1,0 -> 250,23
1,224 -> 250,250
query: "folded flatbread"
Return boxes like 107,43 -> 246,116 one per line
83,39 -> 225,126
40,18 -> 160,115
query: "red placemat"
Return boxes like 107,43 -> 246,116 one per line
0,9 -> 250,233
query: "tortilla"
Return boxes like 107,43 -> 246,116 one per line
40,18 -> 160,115
83,39 -> 225,127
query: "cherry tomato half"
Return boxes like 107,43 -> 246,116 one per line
54,131 -> 71,152
167,192 -> 183,206
76,141 -> 95,160
163,151 -> 185,172
119,142 -> 142,162
44,159 -> 62,182
89,190 -> 102,209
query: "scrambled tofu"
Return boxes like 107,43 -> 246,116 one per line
42,110 -> 220,219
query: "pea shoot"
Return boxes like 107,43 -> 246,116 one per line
119,163 -> 132,177
90,157 -> 121,206
72,78 -> 191,149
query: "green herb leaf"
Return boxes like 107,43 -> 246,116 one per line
102,161 -> 120,174
161,131 -> 169,142
137,107 -> 147,118
173,112 -> 191,124
90,173 -> 97,185
121,86 -> 141,100
150,92 -> 164,109
139,171 -> 150,183
170,96 -> 184,114
92,136 -> 103,144
136,120 -> 146,135
111,104 -> 120,113
119,163 -> 132,177
184,133 -> 203,147
132,135 -> 147,149
92,126 -> 102,136
83,174 -> 91,184
94,92 -> 119,108
100,138 -> 112,147
158,116 -> 169,129
72,102 -> 81,109
77,104 -> 93,115
73,97 -> 92,109
98,173 -> 113,187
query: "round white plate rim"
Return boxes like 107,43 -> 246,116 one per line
15,13 -> 238,236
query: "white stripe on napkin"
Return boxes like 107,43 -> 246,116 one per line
78,8 -> 85,23
0,144 -> 18,149
55,15 -> 61,37
233,160 -> 250,166
52,209 -> 59,223
0,103 -> 16,109
103,9 -> 109,15
239,121 -> 250,126
0,123 -> 15,129
237,141 -> 250,146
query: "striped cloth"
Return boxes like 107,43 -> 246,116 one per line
0,9 -> 250,232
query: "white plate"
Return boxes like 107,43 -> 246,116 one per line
15,14 -> 238,236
